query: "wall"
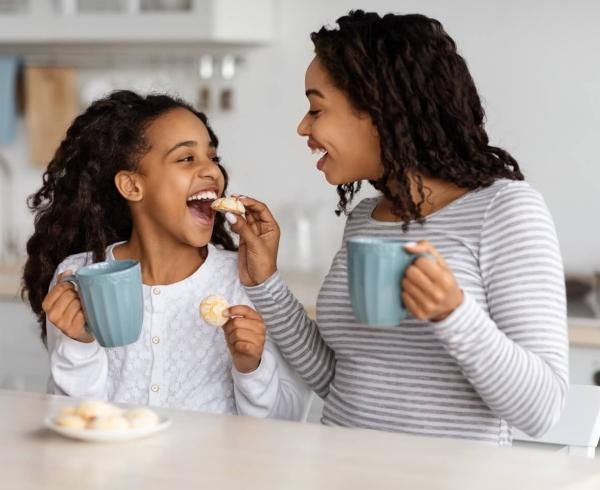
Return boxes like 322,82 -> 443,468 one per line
214,0 -> 600,274
1,0 -> 599,277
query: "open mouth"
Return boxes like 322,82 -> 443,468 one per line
309,143 -> 329,170
186,190 -> 218,225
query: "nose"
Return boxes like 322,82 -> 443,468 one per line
297,113 -> 311,137
198,158 -> 222,182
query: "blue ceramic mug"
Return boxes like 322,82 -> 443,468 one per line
61,260 -> 144,348
347,237 -> 429,326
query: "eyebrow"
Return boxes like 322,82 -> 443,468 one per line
305,89 -> 325,99
164,139 -> 218,158
165,140 -> 197,156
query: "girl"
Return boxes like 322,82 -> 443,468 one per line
22,90 -> 309,419
225,11 -> 568,444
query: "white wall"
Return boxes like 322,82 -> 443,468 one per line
212,0 -> 600,274
1,0 -> 599,276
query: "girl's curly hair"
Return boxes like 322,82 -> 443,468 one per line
311,11 -> 524,220
22,90 -> 236,343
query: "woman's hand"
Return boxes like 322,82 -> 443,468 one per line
402,241 -> 464,322
223,305 -> 267,374
225,197 -> 280,287
41,272 -> 94,343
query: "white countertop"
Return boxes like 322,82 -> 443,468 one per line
1,389 -> 600,490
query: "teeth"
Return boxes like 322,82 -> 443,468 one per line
187,190 -> 218,202
311,147 -> 327,155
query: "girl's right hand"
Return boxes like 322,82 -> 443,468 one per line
41,272 -> 94,343
226,197 -> 280,287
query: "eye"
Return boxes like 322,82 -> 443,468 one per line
211,155 -> 222,164
177,154 -> 194,163
308,110 -> 320,117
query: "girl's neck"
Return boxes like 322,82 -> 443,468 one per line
372,174 -> 469,222
112,228 -> 207,286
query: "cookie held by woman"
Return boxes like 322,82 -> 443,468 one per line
211,196 -> 245,215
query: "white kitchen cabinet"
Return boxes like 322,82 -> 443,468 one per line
0,299 -> 49,393
0,0 -> 275,44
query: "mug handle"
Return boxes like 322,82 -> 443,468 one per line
59,273 -> 79,291
409,251 -> 435,263
58,274 -> 91,334
401,251 -> 435,316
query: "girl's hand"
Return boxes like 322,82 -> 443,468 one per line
225,197 -> 280,286
41,272 -> 94,343
223,305 -> 267,373
402,241 -> 464,322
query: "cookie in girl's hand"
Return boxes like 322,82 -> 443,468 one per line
200,295 -> 230,327
211,196 -> 245,215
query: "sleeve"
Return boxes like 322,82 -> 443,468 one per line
244,271 -> 336,399
46,261 -> 109,399
230,279 -> 312,421
432,182 -> 569,437
233,336 -> 313,421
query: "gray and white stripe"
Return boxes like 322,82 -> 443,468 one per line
246,179 -> 568,445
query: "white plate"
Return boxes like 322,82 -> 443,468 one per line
44,415 -> 171,443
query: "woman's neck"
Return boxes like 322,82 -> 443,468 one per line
112,227 -> 207,286
372,174 -> 469,222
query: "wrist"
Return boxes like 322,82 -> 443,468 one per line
432,289 -> 464,322
254,266 -> 278,286
72,331 -> 95,343
235,358 -> 262,374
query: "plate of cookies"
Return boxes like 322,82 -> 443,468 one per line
45,400 -> 171,442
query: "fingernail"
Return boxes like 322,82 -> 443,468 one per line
404,242 -> 418,248
225,212 -> 237,224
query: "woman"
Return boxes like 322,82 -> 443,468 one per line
224,11 -> 567,444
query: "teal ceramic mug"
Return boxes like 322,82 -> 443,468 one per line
347,237 -> 429,326
61,260 -> 144,348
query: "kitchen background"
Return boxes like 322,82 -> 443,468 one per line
0,0 -> 599,396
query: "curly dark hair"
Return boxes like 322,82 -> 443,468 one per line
311,11 -> 524,220
22,90 -> 237,343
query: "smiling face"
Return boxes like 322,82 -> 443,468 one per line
297,57 -> 382,186
122,107 -> 225,248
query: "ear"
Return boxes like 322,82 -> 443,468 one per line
114,171 -> 144,202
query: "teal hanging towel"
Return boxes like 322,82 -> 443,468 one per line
0,56 -> 19,145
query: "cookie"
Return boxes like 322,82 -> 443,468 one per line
87,414 -> 130,431
200,295 -> 230,327
54,413 -> 86,430
58,406 -> 78,417
125,408 -> 160,429
211,196 -> 245,215
76,400 -> 121,421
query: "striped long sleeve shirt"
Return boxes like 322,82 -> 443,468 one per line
245,179 -> 568,444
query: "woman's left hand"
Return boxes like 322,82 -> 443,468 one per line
402,241 -> 464,322
223,305 -> 267,373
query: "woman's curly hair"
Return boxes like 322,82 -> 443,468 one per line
311,11 -> 524,220
22,90 -> 236,343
